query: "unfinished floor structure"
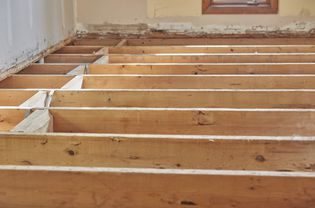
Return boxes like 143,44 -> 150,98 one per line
0,35 -> 315,207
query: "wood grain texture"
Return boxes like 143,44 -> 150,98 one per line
0,109 -> 27,131
89,63 -> 315,75
51,108 -> 315,136
0,90 -> 37,106
19,64 -> 79,75
108,53 -> 315,63
0,75 -> 74,89
0,133 -> 314,171
51,90 -> 315,108
109,45 -> 315,54
54,46 -> 103,54
45,54 -> 102,63
83,75 -> 315,89
0,167 -> 313,208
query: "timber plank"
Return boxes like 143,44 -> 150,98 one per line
54,46 -> 103,54
0,90 -> 37,106
89,63 -> 315,75
83,75 -> 315,89
0,166 -> 314,208
0,75 -> 74,89
108,53 -> 315,63
109,45 -> 315,54
71,38 -> 122,46
51,108 -> 315,136
0,109 -> 27,131
5,75 -> 315,89
19,64 -> 79,75
126,37 -> 315,46
51,90 -> 315,108
45,54 -> 102,64
0,133 -> 314,171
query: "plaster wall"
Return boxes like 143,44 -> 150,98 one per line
76,0 -> 315,35
0,0 -> 76,72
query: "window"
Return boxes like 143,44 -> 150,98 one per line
202,0 -> 279,14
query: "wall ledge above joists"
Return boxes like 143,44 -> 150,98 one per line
76,21 -> 315,38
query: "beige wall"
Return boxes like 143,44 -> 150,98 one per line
76,0 -> 315,35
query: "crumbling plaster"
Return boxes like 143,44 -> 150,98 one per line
76,0 -> 315,35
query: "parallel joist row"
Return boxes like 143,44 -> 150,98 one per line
1,37 -> 315,207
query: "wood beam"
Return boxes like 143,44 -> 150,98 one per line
5,75 -> 315,90
0,133 -> 314,171
54,46 -> 103,54
50,90 -> 315,108
89,63 -> 315,75
19,64 -> 79,75
72,38 -> 122,46
126,37 -> 315,46
108,53 -> 315,63
83,75 -> 315,89
45,54 -> 102,64
0,90 -> 38,106
0,109 -> 27,131
50,108 -> 315,136
109,45 -> 315,54
0,75 -> 74,89
0,166 -> 313,208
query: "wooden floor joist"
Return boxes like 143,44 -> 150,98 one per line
109,45 -> 315,54
89,63 -> 315,75
71,38 -> 122,46
109,53 -> 315,63
0,109 -> 27,131
48,108 -> 315,136
0,90 -> 38,106
51,90 -> 315,108
82,75 -> 315,89
19,64 -> 79,75
0,75 -> 74,89
0,133 -> 314,171
45,54 -> 103,64
54,46 -> 103,54
5,75 -> 315,89
0,166 -> 314,208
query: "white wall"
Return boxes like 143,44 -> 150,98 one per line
0,0 -> 76,72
